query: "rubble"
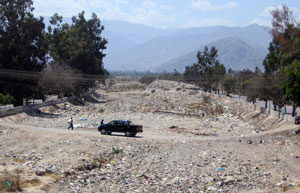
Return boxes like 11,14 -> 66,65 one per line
0,79 -> 300,192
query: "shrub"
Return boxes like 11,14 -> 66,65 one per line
202,95 -> 211,103
98,108 -> 105,113
138,75 -> 156,85
0,93 -> 15,105
215,104 -> 224,114
0,169 -> 22,192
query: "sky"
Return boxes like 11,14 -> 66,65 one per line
32,0 -> 300,29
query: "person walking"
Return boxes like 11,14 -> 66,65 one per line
101,119 -> 104,125
68,117 -> 74,130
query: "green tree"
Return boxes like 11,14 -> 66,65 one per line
184,46 -> 224,92
223,75 -> 238,95
269,5 -> 300,115
262,40 -> 285,110
282,60 -> 300,106
47,12 -> 108,91
212,63 -> 226,93
245,75 -> 264,104
0,0 -> 48,106
0,93 -> 16,105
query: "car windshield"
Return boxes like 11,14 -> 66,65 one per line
123,120 -> 133,125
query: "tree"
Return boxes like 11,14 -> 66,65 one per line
223,75 -> 238,95
271,5 -> 298,55
244,75 -> 264,104
0,93 -> 15,105
262,40 -> 285,110
184,46 -> 225,91
0,0 -> 48,106
255,66 -> 262,75
212,63 -> 226,93
282,60 -> 300,107
38,63 -> 81,98
47,12 -> 108,91
269,5 -> 300,115
264,41 -> 281,74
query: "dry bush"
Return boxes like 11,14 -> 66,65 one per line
113,148 -> 123,154
106,78 -> 116,89
0,169 -> 22,192
40,184 -> 52,192
43,173 -> 61,182
39,63 -> 80,96
202,95 -> 211,103
124,83 -> 145,91
142,93 -> 149,97
98,108 -> 105,113
215,104 -> 224,114
138,75 -> 156,85
74,156 -> 106,173
21,178 -> 42,188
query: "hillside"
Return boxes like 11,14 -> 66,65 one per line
43,17 -> 271,72
155,37 -> 266,72
104,23 -> 271,72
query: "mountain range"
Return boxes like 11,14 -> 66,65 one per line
44,17 -> 272,73
101,21 -> 271,72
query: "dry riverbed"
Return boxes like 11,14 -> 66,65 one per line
1,79 -> 300,193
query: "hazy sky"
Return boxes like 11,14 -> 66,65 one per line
33,0 -> 300,28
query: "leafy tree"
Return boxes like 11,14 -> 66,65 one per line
0,93 -> 16,105
212,63 -> 226,93
262,40 -> 285,110
223,75 -> 238,95
244,75 -> 264,104
281,60 -> 300,107
237,69 -> 255,83
184,46 -> 225,91
159,69 -> 183,82
0,0 -> 48,105
269,5 -> 300,115
255,66 -> 262,75
47,12 -> 108,91
264,41 -> 281,74
271,5 -> 298,55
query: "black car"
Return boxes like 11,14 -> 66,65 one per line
98,120 -> 143,137
296,116 -> 300,124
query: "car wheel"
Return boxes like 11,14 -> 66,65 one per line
125,131 -> 131,137
100,129 -> 107,135
131,134 -> 136,137
107,131 -> 112,135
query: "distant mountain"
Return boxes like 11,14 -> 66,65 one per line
102,20 -> 177,44
154,37 -> 267,73
106,34 -> 214,71
42,17 -> 271,72
105,24 -> 271,72
102,31 -> 137,60
172,24 -> 271,50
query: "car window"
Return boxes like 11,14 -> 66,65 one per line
109,121 -> 117,125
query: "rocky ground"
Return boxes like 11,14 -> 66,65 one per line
0,78 -> 300,193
